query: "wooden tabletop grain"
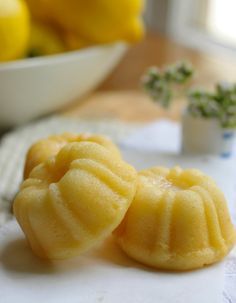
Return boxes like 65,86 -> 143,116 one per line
62,32 -> 236,122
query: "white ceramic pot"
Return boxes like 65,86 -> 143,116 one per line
0,43 -> 127,127
182,112 -> 235,157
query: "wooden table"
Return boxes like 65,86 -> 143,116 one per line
63,32 -> 236,123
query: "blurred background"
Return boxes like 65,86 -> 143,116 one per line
101,0 -> 236,92
0,0 -> 236,126
146,0 -> 236,56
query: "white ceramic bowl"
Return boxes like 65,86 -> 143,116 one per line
0,43 -> 126,127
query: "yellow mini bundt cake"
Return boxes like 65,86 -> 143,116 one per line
24,133 -> 121,179
14,141 -> 137,259
114,166 -> 236,270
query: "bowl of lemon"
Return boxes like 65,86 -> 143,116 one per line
0,0 -> 144,127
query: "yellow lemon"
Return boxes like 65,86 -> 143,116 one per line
28,22 -> 65,57
0,0 -> 30,62
26,0 -> 145,44
62,31 -> 91,51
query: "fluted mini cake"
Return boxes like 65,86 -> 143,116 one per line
14,141 -> 137,259
24,133 -> 121,179
114,166 -> 236,270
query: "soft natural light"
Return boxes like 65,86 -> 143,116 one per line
207,0 -> 236,46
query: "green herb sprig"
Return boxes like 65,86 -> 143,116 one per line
143,61 -> 236,128
142,61 -> 194,108
188,83 -> 236,128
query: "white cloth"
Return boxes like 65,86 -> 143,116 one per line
0,116 -> 235,302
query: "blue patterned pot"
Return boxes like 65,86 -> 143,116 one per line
181,113 -> 235,157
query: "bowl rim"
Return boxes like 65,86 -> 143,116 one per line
0,42 -> 127,71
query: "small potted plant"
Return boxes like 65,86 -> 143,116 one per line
143,61 -> 236,157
